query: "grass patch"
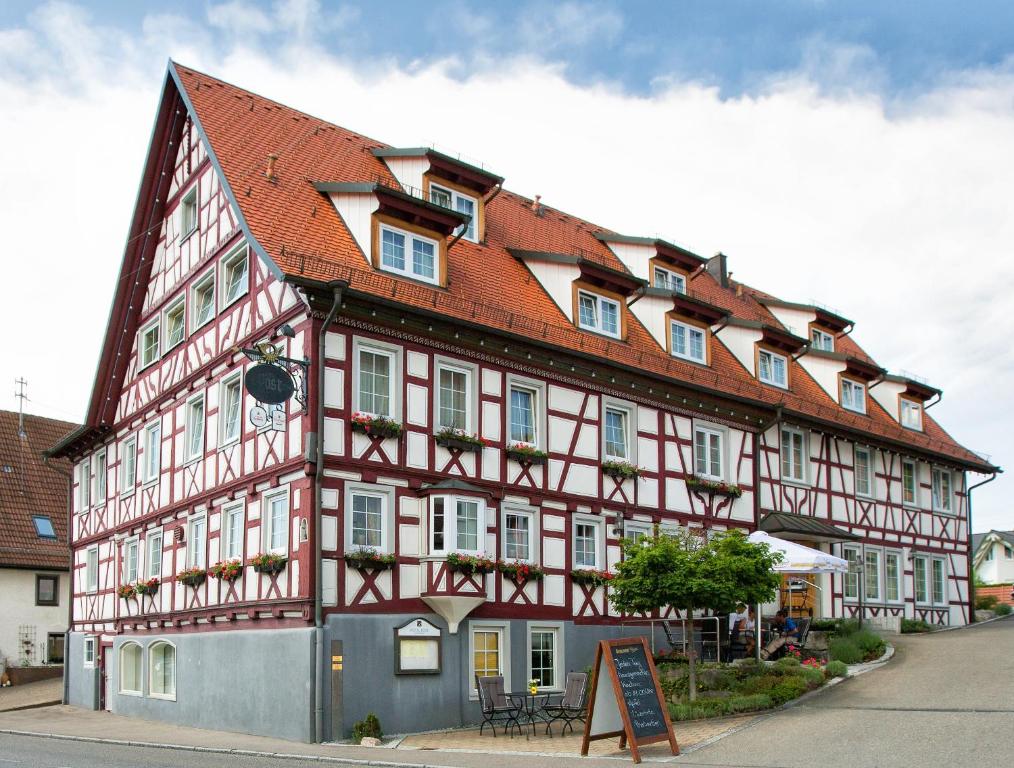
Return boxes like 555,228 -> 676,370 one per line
901,618 -> 933,633
825,660 -> 848,678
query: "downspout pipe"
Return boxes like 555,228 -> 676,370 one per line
924,391 -> 943,410
966,470 -> 1001,623
314,281 -> 346,743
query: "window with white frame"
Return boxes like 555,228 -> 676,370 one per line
902,459 -> 918,506
529,625 -> 561,690
139,320 -> 160,369
221,503 -> 245,561
1006,545 -> 1013,560
864,550 -> 881,601
431,495 -> 482,554
986,545 -> 995,562
191,270 -> 215,331
843,546 -> 859,600
221,245 -> 249,307
95,450 -> 106,502
693,425 -> 724,480
121,436 -> 137,492
355,345 -> 396,418
149,642 -> 176,700
263,491 -> 289,555
185,395 -> 205,462
187,514 -> 206,569
603,406 -> 630,461
758,349 -> 788,388
509,383 -> 538,446
379,224 -> 438,283
653,266 -> 686,294
143,423 -> 161,483
220,375 -> 242,445
430,183 -> 478,242
86,546 -> 98,592
470,624 -> 507,692
855,447 -> 872,497
78,460 -> 91,510
931,558 -> 946,604
83,637 -> 95,667
573,519 -> 602,569
119,643 -> 142,695
503,508 -> 536,562
577,290 -> 620,338
436,363 -> 470,431
670,319 -> 706,364
885,551 -> 902,602
180,187 -> 198,237
914,555 -> 928,603
780,427 -> 807,483
811,328 -> 834,352
624,521 -> 652,545
123,538 -> 139,584
164,299 -> 186,351
350,491 -> 385,549
841,378 -> 866,414
914,554 -> 947,605
932,468 -> 952,513
147,530 -> 162,579
900,398 -> 923,430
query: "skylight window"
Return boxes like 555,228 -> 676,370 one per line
33,516 -> 56,539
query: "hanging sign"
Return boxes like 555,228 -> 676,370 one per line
271,406 -> 286,432
249,406 -> 268,428
581,637 -> 679,763
245,363 -> 295,405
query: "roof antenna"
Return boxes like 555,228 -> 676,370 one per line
14,378 -> 27,438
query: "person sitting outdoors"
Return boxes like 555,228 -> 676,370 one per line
774,609 -> 799,639
728,603 -> 748,636
742,606 -> 758,656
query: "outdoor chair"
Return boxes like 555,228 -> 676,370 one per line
475,675 -> 522,737
794,617 -> 812,648
728,622 -> 748,660
541,671 -> 589,736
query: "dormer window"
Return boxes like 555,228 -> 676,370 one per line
901,398 -> 923,431
758,349 -> 788,388
841,378 -> 866,414
811,328 -> 834,352
670,319 -> 707,364
380,224 -> 438,283
577,290 -> 620,338
429,183 -> 477,242
653,266 -> 686,294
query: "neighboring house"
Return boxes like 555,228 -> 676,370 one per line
48,62 -> 998,742
0,410 -> 75,674
972,530 -> 1014,585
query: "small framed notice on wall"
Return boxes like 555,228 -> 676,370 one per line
394,618 -> 442,674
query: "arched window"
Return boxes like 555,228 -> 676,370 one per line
149,641 -> 176,700
119,642 -> 142,695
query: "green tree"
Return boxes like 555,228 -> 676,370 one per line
610,528 -> 783,700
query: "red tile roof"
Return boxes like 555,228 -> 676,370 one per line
167,63 -> 991,471
0,411 -> 76,570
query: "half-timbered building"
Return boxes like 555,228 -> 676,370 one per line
50,62 -> 997,742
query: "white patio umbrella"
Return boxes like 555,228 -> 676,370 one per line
747,531 -> 848,574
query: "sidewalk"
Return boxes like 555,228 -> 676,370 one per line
0,678 -> 62,712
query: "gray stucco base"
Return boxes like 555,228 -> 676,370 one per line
65,632 -> 101,710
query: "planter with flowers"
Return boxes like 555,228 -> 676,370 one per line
351,412 -> 403,440
445,552 -> 497,576
344,548 -> 397,571
117,584 -> 137,600
497,560 -> 545,584
570,568 -> 614,588
250,552 -> 288,575
506,442 -> 548,466
685,476 -> 743,498
601,460 -> 642,480
209,559 -> 243,582
528,678 -> 540,695
434,428 -> 495,453
176,567 -> 207,588
135,577 -> 160,596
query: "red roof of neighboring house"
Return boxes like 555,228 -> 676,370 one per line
0,411 -> 76,570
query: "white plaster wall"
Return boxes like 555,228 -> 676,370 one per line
796,355 -> 846,403
383,157 -> 429,194
628,294 -> 673,350
329,192 -> 379,266
764,305 -> 815,340
869,380 -> 907,423
0,569 -> 68,668
601,241 -> 654,280
714,326 -> 762,374
524,260 -> 580,321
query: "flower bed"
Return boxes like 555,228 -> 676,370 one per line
350,412 -> 403,439
601,460 -> 642,480
570,568 -> 614,587
506,443 -> 548,465
434,428 -> 494,453
685,475 -> 743,498
176,567 -> 207,588
250,552 -> 288,575
135,577 -> 160,596
117,584 -> 136,599
445,552 -> 496,575
344,548 -> 397,571
209,559 -> 243,582
498,560 -> 545,583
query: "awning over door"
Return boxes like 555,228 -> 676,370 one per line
748,531 -> 849,574
757,511 -> 859,543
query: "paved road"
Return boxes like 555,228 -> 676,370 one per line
678,616 -> 1014,768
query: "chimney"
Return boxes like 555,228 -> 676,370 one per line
531,195 -> 543,216
706,252 -> 729,288
266,154 -> 279,181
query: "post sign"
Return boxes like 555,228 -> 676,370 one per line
581,637 -> 679,763
249,406 -> 268,428
244,363 -> 295,405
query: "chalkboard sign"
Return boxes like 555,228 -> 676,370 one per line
581,637 -> 678,763
245,363 -> 295,405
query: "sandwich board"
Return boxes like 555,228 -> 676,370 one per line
580,637 -> 679,763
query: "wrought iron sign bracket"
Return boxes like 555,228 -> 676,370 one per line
239,342 -> 310,410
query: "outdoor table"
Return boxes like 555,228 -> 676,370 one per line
507,691 -> 552,738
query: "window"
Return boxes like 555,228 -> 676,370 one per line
123,538 -> 139,584
900,398 -> 923,430
932,468 -> 953,513
1006,545 -> 1013,560
758,349 -> 787,388
78,461 -> 90,510
264,491 -> 289,555
841,378 -> 866,414
430,183 -> 478,242
122,436 -> 137,492
653,267 -> 686,294
143,423 -> 161,483
350,492 -> 384,549
430,496 -> 483,555
577,290 -> 620,338
471,625 -> 506,691
843,546 -> 859,600
931,558 -> 946,604
149,642 -> 176,700
164,299 -> 186,351
214,503 -> 242,561
864,550 -> 880,601
36,574 -> 58,606
780,427 -> 807,483
624,522 -> 652,545
356,346 -> 395,417
914,555 -> 948,606
147,531 -> 162,579
529,626 -> 561,690
187,514 -> 206,569
693,425 -> 723,480
221,245 -> 249,307
220,375 -> 242,444
855,447 -> 872,497
902,460 -> 917,506
139,320 -> 160,369
32,516 -> 56,540
986,546 -> 995,562
119,643 -> 143,695
604,407 -> 629,460
503,509 -> 535,562
574,519 -> 601,569
509,384 -> 538,446
47,633 -> 64,664
95,450 -> 106,502
885,552 -> 902,602
191,271 -> 215,331
811,328 -> 834,352
83,637 -> 95,668
914,556 -> 928,603
379,225 -> 438,283
670,319 -> 706,364
86,546 -> 98,593
185,395 -> 205,462
437,364 -> 470,431
180,187 -> 198,237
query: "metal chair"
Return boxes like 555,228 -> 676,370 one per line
475,675 -> 522,737
541,672 -> 589,735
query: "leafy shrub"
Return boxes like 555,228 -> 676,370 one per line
975,594 -> 999,610
829,637 -> 864,664
774,656 -> 801,670
901,619 -> 933,633
737,673 -> 781,696
768,676 -> 809,705
995,603 -> 1012,616
352,713 -> 382,743
727,693 -> 772,713
853,629 -> 886,660
825,660 -> 848,678
668,698 -> 728,721
798,667 -> 826,688
834,618 -> 861,636
808,619 -> 840,632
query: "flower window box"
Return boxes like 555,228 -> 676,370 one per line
601,460 -> 642,480
250,552 -> 288,575
351,413 -> 403,440
497,560 -> 545,583
209,560 -> 243,582
117,584 -> 137,599
506,443 -> 548,466
344,548 -> 397,571
570,568 -> 614,588
434,428 -> 494,453
176,567 -> 207,588
685,475 -> 743,498
445,552 -> 496,575
135,577 -> 160,595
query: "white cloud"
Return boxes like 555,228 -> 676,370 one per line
0,3 -> 1010,530
208,1 -> 273,35
518,1 -> 624,51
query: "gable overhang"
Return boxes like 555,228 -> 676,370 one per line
756,297 -> 854,333
371,147 -> 504,196
314,181 -> 467,237
593,232 -> 707,274
844,356 -> 887,383
668,292 -> 730,326
882,373 -> 942,402
577,259 -> 645,297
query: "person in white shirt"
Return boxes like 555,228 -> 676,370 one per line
728,603 -> 748,635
